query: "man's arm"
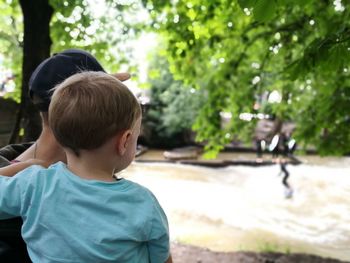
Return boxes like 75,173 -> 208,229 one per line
165,255 -> 173,263
0,159 -> 47,177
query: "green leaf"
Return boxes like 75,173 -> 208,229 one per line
237,0 -> 257,9
253,0 -> 277,22
283,0 -> 313,7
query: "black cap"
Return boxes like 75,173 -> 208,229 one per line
29,49 -> 105,111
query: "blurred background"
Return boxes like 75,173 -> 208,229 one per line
0,0 -> 349,261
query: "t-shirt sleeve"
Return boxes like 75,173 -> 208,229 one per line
147,193 -> 170,263
0,166 -> 37,219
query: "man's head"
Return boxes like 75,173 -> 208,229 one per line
29,49 -> 129,112
49,71 -> 141,158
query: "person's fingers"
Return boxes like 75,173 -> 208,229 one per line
112,72 -> 131,82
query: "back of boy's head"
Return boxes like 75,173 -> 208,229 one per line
49,71 -> 141,156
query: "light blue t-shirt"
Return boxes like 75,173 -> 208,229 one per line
0,162 -> 170,263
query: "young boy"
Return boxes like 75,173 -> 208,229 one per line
0,71 -> 172,263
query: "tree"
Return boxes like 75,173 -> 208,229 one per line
142,0 -> 350,156
17,0 -> 54,142
1,0 -> 140,142
141,53 -> 204,148
1,0 -> 88,142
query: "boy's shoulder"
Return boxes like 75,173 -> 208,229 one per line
120,179 -> 159,202
14,162 -> 60,182
122,179 -> 153,195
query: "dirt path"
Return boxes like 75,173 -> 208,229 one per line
171,243 -> 349,263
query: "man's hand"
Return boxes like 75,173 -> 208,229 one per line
113,73 -> 131,82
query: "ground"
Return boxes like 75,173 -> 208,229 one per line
171,243 -> 348,263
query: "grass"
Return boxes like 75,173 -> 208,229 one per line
256,241 -> 291,254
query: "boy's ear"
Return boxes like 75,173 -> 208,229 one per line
115,130 -> 132,155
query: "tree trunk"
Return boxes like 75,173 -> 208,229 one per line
13,0 -> 53,143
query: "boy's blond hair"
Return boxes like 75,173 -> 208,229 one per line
49,71 -> 141,156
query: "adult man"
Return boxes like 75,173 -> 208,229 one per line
0,49 -> 130,262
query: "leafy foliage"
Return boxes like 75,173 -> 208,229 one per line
0,0 -> 23,102
1,0 -> 349,155
141,53 -> 204,148
0,0 -> 143,101
142,0 -> 350,155
49,0 -> 141,73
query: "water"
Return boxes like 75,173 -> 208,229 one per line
122,155 -> 350,261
